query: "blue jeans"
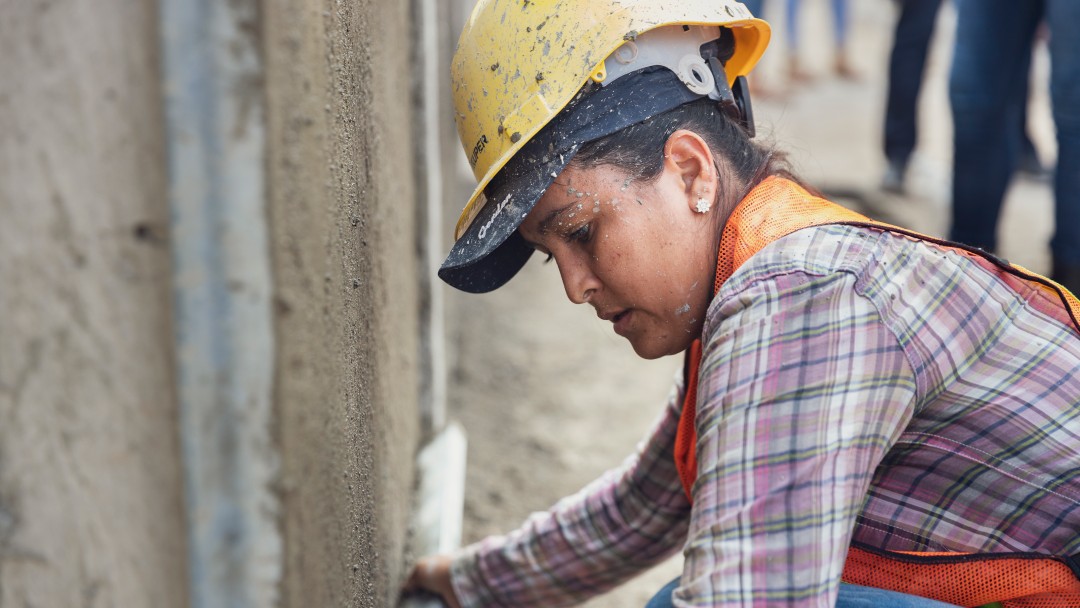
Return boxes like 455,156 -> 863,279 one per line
883,0 -> 943,167
949,0 -> 1080,264
645,578 -> 959,608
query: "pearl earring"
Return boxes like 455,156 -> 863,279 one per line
695,198 -> 711,213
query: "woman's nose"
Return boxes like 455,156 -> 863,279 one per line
557,256 -> 601,304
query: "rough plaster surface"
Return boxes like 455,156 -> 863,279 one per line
264,0 -> 422,606
0,1 -> 189,606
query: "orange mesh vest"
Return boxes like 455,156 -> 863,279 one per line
673,177 -> 1080,608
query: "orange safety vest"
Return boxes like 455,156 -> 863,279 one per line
673,177 -> 1080,608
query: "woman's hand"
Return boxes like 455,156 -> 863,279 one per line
402,554 -> 463,608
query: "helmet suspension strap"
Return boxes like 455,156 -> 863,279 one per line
707,56 -> 756,138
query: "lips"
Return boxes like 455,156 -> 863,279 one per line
597,307 -> 624,321
596,307 -> 633,335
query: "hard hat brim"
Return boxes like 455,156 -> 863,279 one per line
439,67 -> 707,293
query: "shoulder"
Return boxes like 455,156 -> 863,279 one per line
701,220 -> 1080,371
699,223 -> 993,345
720,223 -> 884,297
705,224 -> 889,331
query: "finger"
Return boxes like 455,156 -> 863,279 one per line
401,555 -> 446,592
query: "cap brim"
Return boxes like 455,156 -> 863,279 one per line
439,67 -> 705,293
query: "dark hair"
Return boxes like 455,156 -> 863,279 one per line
568,98 -> 797,202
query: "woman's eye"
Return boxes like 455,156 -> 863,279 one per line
567,224 -> 591,244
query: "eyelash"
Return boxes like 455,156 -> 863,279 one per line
540,223 -> 592,264
566,224 -> 591,244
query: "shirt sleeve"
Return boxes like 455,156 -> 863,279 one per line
448,375 -> 693,607
676,267 -> 919,606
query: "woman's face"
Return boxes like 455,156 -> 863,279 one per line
518,134 -> 720,359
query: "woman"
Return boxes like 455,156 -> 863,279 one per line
405,1 -> 1080,606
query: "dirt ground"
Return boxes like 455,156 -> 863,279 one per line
444,0 -> 1056,605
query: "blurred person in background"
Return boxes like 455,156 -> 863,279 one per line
880,0 -> 942,193
882,0 -> 1047,194
404,0 -> 1080,606
784,0 -> 857,82
949,0 -> 1080,293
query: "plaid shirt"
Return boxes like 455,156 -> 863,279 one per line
449,224 -> 1080,607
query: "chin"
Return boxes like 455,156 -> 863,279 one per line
627,327 -> 698,359
628,338 -> 680,360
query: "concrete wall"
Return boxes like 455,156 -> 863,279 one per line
1,0 -> 426,606
0,1 -> 190,606
263,0 -> 422,606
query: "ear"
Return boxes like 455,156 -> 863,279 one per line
661,129 -> 717,213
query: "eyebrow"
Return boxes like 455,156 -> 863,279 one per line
520,203 -> 573,251
537,203 -> 577,236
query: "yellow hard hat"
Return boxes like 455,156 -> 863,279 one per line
441,0 -> 771,293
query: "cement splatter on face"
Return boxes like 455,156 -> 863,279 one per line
675,303 -> 691,316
